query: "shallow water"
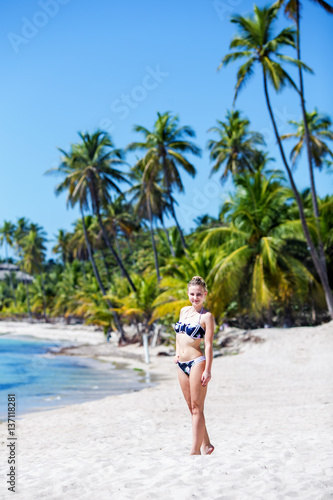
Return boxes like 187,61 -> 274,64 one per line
0,335 -> 155,418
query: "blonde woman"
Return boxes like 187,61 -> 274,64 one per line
174,276 -> 214,455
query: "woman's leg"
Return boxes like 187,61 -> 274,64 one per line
178,363 -> 214,454
177,365 -> 192,410
189,361 -> 208,455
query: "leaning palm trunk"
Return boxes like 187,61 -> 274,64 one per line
147,198 -> 161,281
169,199 -> 187,249
96,211 -> 137,293
263,70 -> 333,318
295,1 -> 328,276
81,209 -> 126,342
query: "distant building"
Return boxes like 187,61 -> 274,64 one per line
0,263 -> 34,283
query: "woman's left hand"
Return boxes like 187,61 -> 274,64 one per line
201,371 -> 211,386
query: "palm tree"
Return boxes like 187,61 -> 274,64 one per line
47,130 -> 136,292
0,221 -> 15,262
276,0 -> 333,274
127,112 -> 201,249
127,158 -> 168,281
0,221 -> 16,303
208,109 -> 265,182
199,168 -> 323,324
20,226 -> 47,319
116,274 -> 159,340
103,195 -> 140,262
152,249 -> 217,321
52,261 -> 81,320
14,217 -> 30,250
52,229 -> 72,265
281,109 -> 333,168
69,217 -> 94,262
47,133 -> 127,342
221,3 -> 333,318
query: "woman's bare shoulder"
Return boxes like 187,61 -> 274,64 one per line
203,309 -> 214,319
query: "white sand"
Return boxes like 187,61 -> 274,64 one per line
1,321 -> 333,499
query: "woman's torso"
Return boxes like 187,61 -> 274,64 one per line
175,306 -> 206,361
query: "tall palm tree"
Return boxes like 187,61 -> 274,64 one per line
127,157 -> 168,281
52,229 -> 72,265
127,112 -> 201,249
199,168 -> 323,323
0,221 -> 15,262
0,221 -> 16,303
208,109 -> 265,182
20,226 -> 47,319
221,3 -> 333,318
281,109 -> 333,168
276,0 -> 333,274
47,130 -> 136,292
103,195 -> 140,261
47,134 -> 127,341
69,217 -> 94,262
14,217 -> 30,250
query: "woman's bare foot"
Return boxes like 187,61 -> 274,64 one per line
201,444 -> 214,455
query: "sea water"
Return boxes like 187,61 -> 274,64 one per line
0,335 -> 154,419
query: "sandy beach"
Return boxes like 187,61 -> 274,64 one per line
1,320 -> 333,499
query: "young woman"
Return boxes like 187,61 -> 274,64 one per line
174,276 -> 215,455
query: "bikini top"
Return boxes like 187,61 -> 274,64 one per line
174,307 -> 206,340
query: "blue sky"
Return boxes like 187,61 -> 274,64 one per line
0,0 -> 332,259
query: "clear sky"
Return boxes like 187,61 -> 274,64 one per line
1,0 -> 332,259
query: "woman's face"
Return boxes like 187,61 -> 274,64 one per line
187,285 -> 207,307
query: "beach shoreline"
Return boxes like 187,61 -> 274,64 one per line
0,320 -> 332,499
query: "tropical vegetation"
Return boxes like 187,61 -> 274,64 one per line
1,2 -> 332,343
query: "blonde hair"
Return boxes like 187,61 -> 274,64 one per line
187,276 -> 208,292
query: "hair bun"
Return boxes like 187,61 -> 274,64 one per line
188,276 -> 208,292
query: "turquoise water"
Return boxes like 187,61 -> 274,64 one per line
0,335 -> 154,418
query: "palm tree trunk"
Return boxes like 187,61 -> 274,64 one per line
147,198 -> 161,281
96,211 -> 137,292
81,209 -> 126,342
263,70 -> 333,318
169,199 -> 187,250
295,2 -> 328,276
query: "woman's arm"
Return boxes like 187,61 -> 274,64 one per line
174,307 -> 185,364
201,313 -> 214,386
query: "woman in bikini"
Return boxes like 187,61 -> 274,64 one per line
174,276 -> 214,455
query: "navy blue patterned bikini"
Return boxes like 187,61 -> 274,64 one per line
174,307 -> 206,376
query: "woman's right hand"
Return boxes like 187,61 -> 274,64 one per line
174,355 -> 179,364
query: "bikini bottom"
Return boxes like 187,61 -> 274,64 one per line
177,355 -> 206,377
